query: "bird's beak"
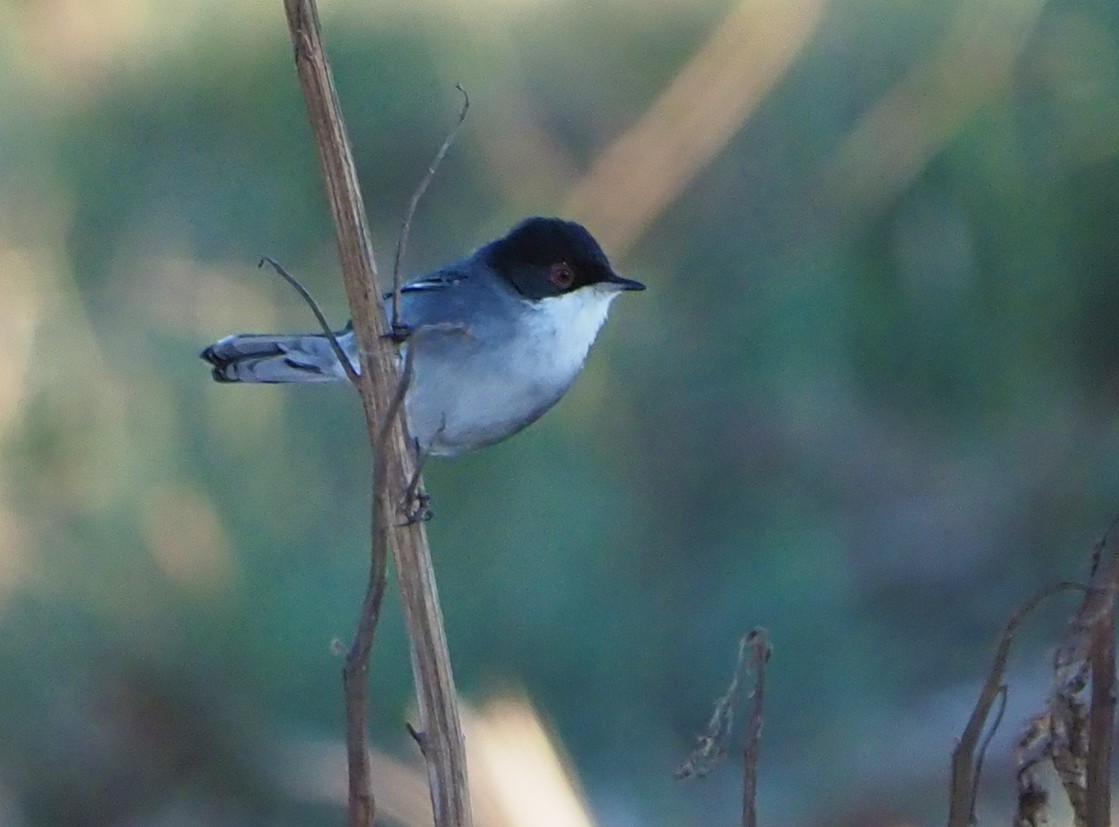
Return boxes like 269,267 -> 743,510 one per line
607,271 -> 646,291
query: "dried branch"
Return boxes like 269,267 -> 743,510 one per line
675,628 -> 772,798
1085,607 -> 1114,827
1082,537 -> 1119,827
947,581 -> 1085,827
390,85 -> 470,333
1088,513 -> 1119,578
742,629 -> 771,827
1044,524 -> 1119,827
1049,681 -> 1089,826
1009,517 -> 1119,827
969,684 -> 1008,823
341,531 -> 390,827
258,256 -> 359,384
280,2 -> 472,826
675,636 -> 750,780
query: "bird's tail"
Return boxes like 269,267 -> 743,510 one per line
201,329 -> 357,383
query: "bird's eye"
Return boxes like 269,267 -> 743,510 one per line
549,262 -> 576,289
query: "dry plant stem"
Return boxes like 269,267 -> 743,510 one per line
1085,606 -> 1114,827
674,636 -> 749,780
742,629 -> 770,827
281,3 -> 472,827
1080,542 -> 1119,827
947,581 -> 1085,827
970,685 -> 1008,822
342,533 -> 389,827
259,256 -> 359,384
391,86 -> 470,331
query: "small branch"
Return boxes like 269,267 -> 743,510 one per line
376,342 -> 416,460
675,636 -> 750,780
341,533 -> 389,827
391,85 -> 470,332
1088,512 -> 1119,578
1085,614 -> 1114,827
1012,522 -> 1119,827
1049,685 -> 1088,826
1085,562 -> 1118,827
376,322 -> 470,462
970,684 -> 1008,823
742,629 -> 771,827
675,629 -> 771,791
947,581 -> 1085,827
1050,525 -> 1119,827
259,256 -> 359,385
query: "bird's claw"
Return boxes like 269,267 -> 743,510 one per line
383,322 -> 413,344
400,489 -> 433,525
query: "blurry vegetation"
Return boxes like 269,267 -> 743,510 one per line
3,0 -> 1119,824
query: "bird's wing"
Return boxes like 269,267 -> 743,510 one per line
387,262 -> 470,296
382,260 -> 512,331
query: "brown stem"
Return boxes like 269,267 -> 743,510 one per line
391,86 -> 470,331
1085,593 -> 1117,827
258,256 -> 359,384
742,629 -> 770,827
1085,607 -> 1115,827
341,532 -> 389,827
948,581 -> 1085,827
280,2 -> 472,826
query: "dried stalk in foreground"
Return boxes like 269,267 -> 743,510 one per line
676,629 -> 772,827
1025,524 -> 1119,827
947,581 -> 1083,827
1084,599 -> 1115,827
280,2 -> 472,826
675,636 -> 750,780
742,629 -> 771,827
961,518 -> 1119,827
390,85 -> 469,333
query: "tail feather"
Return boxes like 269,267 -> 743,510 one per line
201,331 -> 356,383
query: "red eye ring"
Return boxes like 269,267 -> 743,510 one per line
550,262 -> 575,289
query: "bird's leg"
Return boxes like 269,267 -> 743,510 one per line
383,322 -> 413,345
400,437 -> 433,525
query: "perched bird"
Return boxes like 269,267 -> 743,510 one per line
201,217 -> 645,457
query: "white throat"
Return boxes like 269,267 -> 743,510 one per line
525,285 -> 621,380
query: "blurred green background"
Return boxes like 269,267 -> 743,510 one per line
3,0 -> 1119,824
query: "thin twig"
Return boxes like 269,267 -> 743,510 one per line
375,322 -> 469,467
341,527 -> 389,827
1084,556 -> 1118,827
969,684 -> 1008,823
391,85 -> 470,332
1088,512 -> 1119,578
1016,519 -> 1119,827
259,256 -> 359,384
675,636 -> 750,780
947,581 -> 1086,827
1085,617 -> 1114,827
376,343 -> 416,459
742,628 -> 771,827
1049,686 -> 1088,826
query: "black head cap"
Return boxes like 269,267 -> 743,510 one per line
484,217 -> 645,300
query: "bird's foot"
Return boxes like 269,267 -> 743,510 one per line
401,489 -> 433,525
383,321 -> 413,344
399,438 -> 433,524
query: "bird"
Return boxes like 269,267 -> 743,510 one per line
201,217 -> 645,458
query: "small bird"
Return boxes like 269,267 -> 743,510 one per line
201,217 -> 645,457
